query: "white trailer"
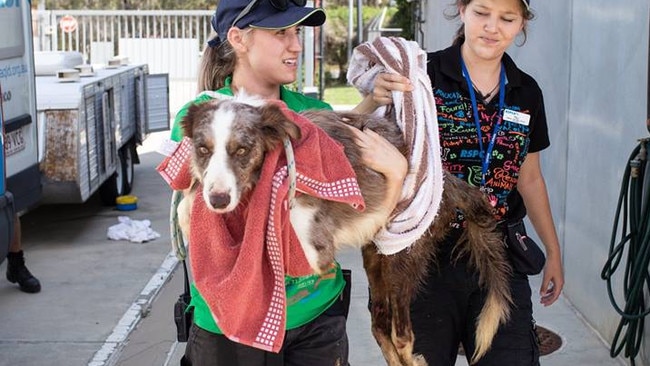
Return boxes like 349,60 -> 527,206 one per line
35,60 -> 169,205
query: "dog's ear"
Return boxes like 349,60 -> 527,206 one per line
258,104 -> 302,150
181,102 -> 204,138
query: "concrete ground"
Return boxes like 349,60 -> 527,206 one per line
0,132 -> 628,366
127,252 -> 627,366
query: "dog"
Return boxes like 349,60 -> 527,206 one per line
177,95 -> 512,366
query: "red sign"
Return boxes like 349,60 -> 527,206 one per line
59,15 -> 78,33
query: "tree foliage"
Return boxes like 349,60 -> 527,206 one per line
390,0 -> 415,40
323,5 -> 394,84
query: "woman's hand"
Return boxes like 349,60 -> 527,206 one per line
347,126 -> 408,210
354,73 -> 414,114
373,72 -> 413,104
518,152 -> 565,307
540,253 -> 564,307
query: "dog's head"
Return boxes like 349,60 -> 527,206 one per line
181,98 -> 301,213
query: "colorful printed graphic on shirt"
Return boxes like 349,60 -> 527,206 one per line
436,89 -> 531,219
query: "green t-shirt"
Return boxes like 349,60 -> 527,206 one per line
172,80 -> 345,333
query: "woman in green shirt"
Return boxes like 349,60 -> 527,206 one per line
174,1 -> 407,365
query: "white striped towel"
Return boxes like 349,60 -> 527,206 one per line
347,36 -> 444,255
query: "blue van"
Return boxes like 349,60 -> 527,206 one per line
1,98 -> 16,264
0,0 -> 41,263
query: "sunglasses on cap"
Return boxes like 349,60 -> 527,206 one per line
231,0 -> 308,28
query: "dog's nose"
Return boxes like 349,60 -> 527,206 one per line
209,193 -> 231,209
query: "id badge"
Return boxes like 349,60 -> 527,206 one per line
503,109 -> 531,126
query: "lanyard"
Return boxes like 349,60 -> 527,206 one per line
460,59 -> 506,188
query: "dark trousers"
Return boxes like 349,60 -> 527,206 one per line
410,239 -> 540,366
180,311 -> 348,366
181,270 -> 352,366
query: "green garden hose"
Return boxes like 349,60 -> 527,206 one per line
601,138 -> 650,365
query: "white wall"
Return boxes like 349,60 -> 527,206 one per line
563,2 -> 648,362
420,0 -> 649,363
119,38 -> 200,116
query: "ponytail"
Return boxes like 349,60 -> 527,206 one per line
197,35 -> 237,93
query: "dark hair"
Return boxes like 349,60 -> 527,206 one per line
197,35 -> 237,93
446,0 -> 534,46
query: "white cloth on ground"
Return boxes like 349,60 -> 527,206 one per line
107,216 -> 161,243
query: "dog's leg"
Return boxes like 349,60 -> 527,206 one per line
389,290 -> 418,366
290,201 -> 338,274
362,245 -> 403,366
388,250 -> 430,366
177,189 -> 194,241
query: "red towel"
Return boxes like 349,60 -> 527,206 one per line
156,137 -> 193,191
158,101 -> 364,352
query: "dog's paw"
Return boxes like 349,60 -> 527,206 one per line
307,259 -> 336,276
317,261 -> 332,275
177,193 -> 193,240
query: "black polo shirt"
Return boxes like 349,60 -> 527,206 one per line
427,44 -> 550,221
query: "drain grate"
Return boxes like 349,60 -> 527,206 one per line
457,325 -> 562,357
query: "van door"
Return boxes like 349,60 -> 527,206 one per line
0,84 -> 16,264
1,0 -> 42,213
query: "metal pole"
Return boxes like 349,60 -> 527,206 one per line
318,0 -> 325,100
356,0 -> 362,45
37,0 -> 45,51
647,8 -> 650,134
347,0 -> 353,62
304,0 -> 315,90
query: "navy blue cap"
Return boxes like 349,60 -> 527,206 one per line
211,0 -> 325,41
521,0 -> 530,10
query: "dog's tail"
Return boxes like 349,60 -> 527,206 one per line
470,272 -> 511,364
444,173 -> 512,364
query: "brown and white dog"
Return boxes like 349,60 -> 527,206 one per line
177,95 -> 512,366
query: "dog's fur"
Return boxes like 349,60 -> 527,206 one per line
178,96 -> 512,366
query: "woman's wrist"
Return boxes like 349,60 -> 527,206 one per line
353,94 -> 380,114
384,171 -> 407,209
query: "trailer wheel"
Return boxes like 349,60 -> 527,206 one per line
99,144 -> 135,206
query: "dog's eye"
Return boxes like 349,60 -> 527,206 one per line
236,148 -> 248,156
197,146 -> 210,156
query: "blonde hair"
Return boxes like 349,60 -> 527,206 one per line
197,35 -> 237,93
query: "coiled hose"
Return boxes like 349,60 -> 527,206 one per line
601,138 -> 650,365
